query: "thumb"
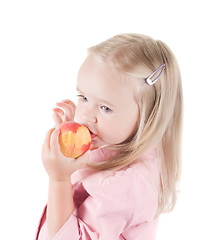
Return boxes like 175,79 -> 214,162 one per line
50,128 -> 62,155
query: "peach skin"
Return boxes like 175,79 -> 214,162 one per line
59,121 -> 91,158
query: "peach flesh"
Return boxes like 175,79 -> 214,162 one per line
59,121 -> 91,158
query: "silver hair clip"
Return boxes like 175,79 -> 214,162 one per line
145,64 -> 166,86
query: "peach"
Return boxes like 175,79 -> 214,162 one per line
59,121 -> 91,158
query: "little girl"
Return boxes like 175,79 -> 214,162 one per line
36,33 -> 183,240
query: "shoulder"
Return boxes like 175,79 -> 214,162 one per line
72,149 -> 160,224
82,157 -> 160,207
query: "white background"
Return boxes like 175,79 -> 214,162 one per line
0,0 -> 221,239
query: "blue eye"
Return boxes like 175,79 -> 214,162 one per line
101,105 -> 112,113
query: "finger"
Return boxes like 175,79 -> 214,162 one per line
76,150 -> 90,165
43,128 -> 55,151
53,107 -> 65,120
56,102 -> 75,121
52,109 -> 64,127
61,99 -> 76,111
50,128 -> 64,157
58,100 -> 76,118
53,107 -> 64,116
70,150 -> 90,172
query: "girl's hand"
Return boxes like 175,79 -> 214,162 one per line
52,99 -> 76,128
41,128 -> 89,182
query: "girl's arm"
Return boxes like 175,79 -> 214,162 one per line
47,179 -> 74,239
42,100 -> 78,238
42,128 -> 89,239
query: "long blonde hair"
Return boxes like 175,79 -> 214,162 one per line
87,33 -> 183,215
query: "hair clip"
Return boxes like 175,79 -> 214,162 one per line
145,64 -> 166,86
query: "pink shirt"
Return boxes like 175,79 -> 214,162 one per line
36,148 -> 160,240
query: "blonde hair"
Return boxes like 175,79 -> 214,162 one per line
87,33 -> 183,215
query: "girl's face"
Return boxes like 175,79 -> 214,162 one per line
75,55 -> 139,148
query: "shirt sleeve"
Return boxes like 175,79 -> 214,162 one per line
36,149 -> 159,240
37,171 -> 133,240
77,169 -> 136,239
73,166 -> 158,240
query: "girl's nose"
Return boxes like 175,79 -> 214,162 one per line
80,107 -> 97,124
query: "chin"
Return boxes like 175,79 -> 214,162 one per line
91,139 -> 106,148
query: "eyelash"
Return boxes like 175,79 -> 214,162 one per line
101,105 -> 112,113
77,95 -> 113,113
77,94 -> 88,102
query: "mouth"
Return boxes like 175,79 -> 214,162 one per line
89,129 -> 97,140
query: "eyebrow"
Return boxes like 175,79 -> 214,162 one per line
76,87 -> 116,108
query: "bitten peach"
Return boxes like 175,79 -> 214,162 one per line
59,121 -> 91,158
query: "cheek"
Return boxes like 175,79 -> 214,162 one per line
112,110 -> 139,142
99,116 -> 138,145
96,119 -> 119,143
116,123 -> 137,142
74,105 -> 82,123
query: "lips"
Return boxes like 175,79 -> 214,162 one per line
89,130 -> 97,139
86,127 -> 97,139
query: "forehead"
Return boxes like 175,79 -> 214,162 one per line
77,55 -> 137,107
